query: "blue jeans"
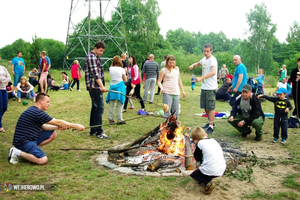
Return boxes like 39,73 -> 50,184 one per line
17,90 -> 35,99
274,115 -> 288,140
13,72 -> 24,87
0,90 -> 8,128
216,92 -> 231,101
88,88 -> 104,135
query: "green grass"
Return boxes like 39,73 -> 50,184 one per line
0,58 -> 299,199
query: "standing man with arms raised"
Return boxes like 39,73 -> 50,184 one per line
11,51 -> 25,93
189,43 -> 218,134
229,55 -> 248,107
85,41 -> 110,139
142,54 -> 159,104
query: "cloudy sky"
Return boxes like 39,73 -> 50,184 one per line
0,0 -> 299,48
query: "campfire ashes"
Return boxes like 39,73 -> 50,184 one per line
97,112 -> 248,176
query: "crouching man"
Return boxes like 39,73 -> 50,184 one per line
190,127 -> 226,195
228,84 -> 265,141
8,92 -> 84,165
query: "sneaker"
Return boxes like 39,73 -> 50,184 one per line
281,139 -> 286,144
129,107 -> 134,110
8,147 -> 19,164
96,133 -> 111,139
205,127 -> 214,134
203,182 -> 215,195
155,93 -> 159,95
202,123 -> 215,129
273,138 -> 278,143
109,120 -> 115,124
254,136 -> 262,141
241,129 -> 252,137
117,121 -> 126,125
77,89 -> 81,91
69,87 -> 73,91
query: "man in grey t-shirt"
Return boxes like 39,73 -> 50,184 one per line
141,54 -> 159,103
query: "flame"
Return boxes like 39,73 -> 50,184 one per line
158,126 -> 185,156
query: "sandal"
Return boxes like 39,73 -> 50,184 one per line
123,110 -> 126,113
203,182 -> 215,195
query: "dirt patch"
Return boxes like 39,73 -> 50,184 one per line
172,138 -> 300,199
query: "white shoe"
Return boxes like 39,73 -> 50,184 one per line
77,89 -> 81,91
8,147 -> 19,164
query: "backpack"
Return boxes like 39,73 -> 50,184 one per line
247,77 -> 257,93
288,117 -> 300,128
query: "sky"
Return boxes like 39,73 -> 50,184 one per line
0,0 -> 299,49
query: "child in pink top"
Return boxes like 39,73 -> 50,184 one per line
70,60 -> 82,91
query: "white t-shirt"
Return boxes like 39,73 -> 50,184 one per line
199,55 -> 218,90
277,82 -> 287,89
109,66 -> 126,85
198,138 -> 226,176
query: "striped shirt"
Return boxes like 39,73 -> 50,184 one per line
141,61 -> 159,79
84,51 -> 103,89
13,106 -> 53,146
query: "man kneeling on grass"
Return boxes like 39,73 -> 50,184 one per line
190,127 -> 226,195
8,92 -> 84,165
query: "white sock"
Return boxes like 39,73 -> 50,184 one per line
209,125 -> 214,129
14,148 -> 21,156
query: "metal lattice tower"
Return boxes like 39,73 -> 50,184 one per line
63,0 -> 128,69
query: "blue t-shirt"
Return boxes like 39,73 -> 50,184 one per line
13,106 -> 53,146
232,63 -> 247,92
11,57 -> 25,74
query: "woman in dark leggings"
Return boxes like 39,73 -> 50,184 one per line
123,55 -> 145,113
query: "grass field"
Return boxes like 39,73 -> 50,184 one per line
0,59 -> 299,199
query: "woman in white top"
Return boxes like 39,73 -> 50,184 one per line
157,55 -> 186,119
17,76 -> 36,103
105,56 -> 127,125
0,65 -> 11,132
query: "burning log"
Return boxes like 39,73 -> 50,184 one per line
127,125 -> 160,147
184,135 -> 194,170
147,158 -> 162,171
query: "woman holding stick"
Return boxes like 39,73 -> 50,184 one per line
157,55 -> 186,119
123,55 -> 145,113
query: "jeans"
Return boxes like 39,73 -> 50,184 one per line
190,169 -> 217,186
228,114 -> 264,137
216,92 -> 231,101
124,83 -> 145,110
17,90 -> 35,99
13,72 -> 24,87
274,115 -> 288,140
229,92 -> 241,107
0,90 -> 8,128
71,78 -> 80,90
143,78 -> 156,103
162,93 -> 180,119
88,88 -> 104,135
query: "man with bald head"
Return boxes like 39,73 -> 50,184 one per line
229,55 -> 248,107
141,54 -> 159,103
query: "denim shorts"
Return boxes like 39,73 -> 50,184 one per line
15,130 -> 54,158
200,89 -> 216,110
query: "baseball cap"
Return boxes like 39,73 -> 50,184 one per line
276,87 -> 287,94
242,84 -> 252,92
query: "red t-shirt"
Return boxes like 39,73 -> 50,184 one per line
40,58 -> 48,72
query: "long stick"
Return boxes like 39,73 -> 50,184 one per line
60,143 -> 149,152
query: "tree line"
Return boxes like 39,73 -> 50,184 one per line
0,1 -> 300,77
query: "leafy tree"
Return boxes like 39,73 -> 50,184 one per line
166,28 -> 196,53
0,39 -> 31,64
244,3 -> 277,74
286,21 -> 300,43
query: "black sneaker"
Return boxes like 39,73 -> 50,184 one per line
205,127 -> 214,134
254,136 -> 262,141
90,132 -> 96,136
117,121 -> 126,125
202,123 -> 215,129
241,129 -> 252,137
155,93 -> 159,95
96,133 -> 111,139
